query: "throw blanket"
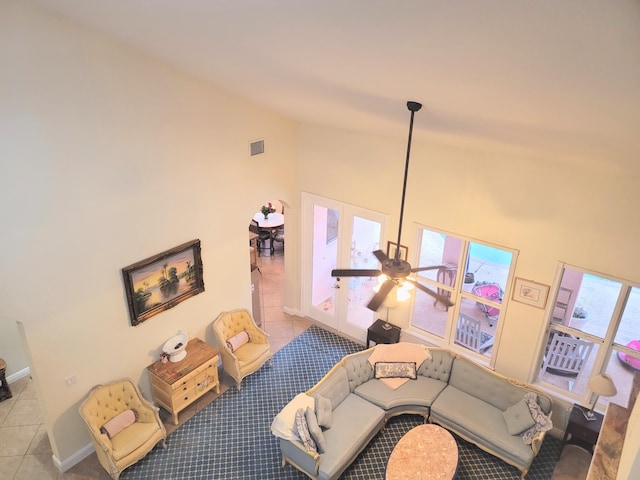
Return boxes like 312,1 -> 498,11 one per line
367,343 -> 431,389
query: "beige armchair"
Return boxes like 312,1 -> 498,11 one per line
212,308 -> 273,390
79,378 -> 167,480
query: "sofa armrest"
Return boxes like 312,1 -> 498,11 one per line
280,438 -> 320,476
530,423 -> 550,457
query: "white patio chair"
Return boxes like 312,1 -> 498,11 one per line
455,314 -> 493,354
542,332 -> 594,391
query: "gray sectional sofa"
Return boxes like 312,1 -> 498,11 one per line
271,344 -> 552,480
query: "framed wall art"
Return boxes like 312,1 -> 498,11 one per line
122,239 -> 205,326
511,277 -> 549,309
386,241 -> 408,261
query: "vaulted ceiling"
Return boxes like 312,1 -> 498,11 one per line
30,0 -> 640,170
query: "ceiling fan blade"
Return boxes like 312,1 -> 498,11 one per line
406,278 -> 454,308
367,279 -> 395,311
331,269 -> 381,277
372,250 -> 389,263
410,265 -> 446,273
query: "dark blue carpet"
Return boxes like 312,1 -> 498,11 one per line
122,325 -> 558,479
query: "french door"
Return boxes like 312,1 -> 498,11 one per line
301,193 -> 387,343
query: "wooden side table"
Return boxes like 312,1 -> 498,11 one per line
0,358 -> 12,402
367,319 -> 401,348
147,338 -> 220,425
560,404 -> 603,457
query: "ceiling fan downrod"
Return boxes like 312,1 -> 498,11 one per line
395,101 -> 422,261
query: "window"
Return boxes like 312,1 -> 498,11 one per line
537,264 -> 640,409
411,227 -> 516,364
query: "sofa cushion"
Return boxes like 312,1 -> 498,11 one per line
447,356 -> 531,411
315,395 -> 333,429
374,361 -> 417,379
110,422 -> 162,461
305,407 -> 326,453
317,394 -> 385,480
295,408 -> 317,452
100,409 -> 138,439
271,393 -> 315,441
521,392 -> 553,445
311,366 -> 350,409
502,398 -> 535,435
431,386 -> 534,467
355,376 -> 447,410
367,343 -> 431,390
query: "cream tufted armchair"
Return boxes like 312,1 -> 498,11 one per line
212,308 -> 273,390
79,378 -> 167,480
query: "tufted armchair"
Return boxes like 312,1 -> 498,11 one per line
79,378 -> 167,480
212,308 -> 273,390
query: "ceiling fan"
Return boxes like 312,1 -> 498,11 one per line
331,101 -> 453,312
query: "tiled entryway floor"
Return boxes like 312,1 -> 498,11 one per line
0,251 -> 310,479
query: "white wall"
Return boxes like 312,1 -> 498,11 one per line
0,0 -> 297,465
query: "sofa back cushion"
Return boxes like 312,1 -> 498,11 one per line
311,366 -> 351,409
343,351 -> 374,391
448,356 -> 549,412
417,349 -> 454,381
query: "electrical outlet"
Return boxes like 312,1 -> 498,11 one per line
65,375 -> 77,386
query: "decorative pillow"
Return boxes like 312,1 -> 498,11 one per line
315,395 -> 333,429
100,409 -> 138,439
520,392 -> 553,445
226,330 -> 251,352
295,408 -> 317,452
502,398 -> 535,435
270,393 -> 315,441
305,407 -> 326,454
374,361 -> 418,380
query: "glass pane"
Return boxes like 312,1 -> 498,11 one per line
311,206 -> 338,314
615,286 -> 640,346
538,329 -> 598,396
463,243 -> 512,297
417,229 -> 461,284
346,216 -> 380,329
555,269 -> 621,338
412,287 -> 449,338
455,297 -> 497,358
601,348 -> 639,410
413,228 -> 461,337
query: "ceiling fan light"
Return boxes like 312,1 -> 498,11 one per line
397,288 -> 411,302
373,275 -> 388,293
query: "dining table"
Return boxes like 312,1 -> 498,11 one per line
252,212 -> 285,255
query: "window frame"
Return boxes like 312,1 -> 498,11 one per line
408,224 -> 518,368
532,262 -> 640,407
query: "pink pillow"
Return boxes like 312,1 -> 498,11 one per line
100,409 -> 138,438
226,330 -> 251,352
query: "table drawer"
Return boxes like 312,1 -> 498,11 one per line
172,386 -> 197,412
194,363 -> 218,394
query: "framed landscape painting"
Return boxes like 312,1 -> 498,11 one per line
122,239 -> 205,326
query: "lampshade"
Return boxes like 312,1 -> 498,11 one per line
588,373 -> 617,397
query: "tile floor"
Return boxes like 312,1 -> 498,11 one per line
0,251 -> 311,479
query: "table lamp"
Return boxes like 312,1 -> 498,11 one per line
583,373 -> 617,421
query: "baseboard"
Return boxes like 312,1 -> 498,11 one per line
52,442 -> 95,472
283,306 -> 302,317
7,367 -> 30,384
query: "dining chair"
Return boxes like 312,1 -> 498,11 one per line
249,220 -> 271,257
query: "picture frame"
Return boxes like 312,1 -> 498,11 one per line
512,277 -> 549,309
122,239 -> 205,326
386,241 -> 408,261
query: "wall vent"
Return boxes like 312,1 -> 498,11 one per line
249,139 -> 265,157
